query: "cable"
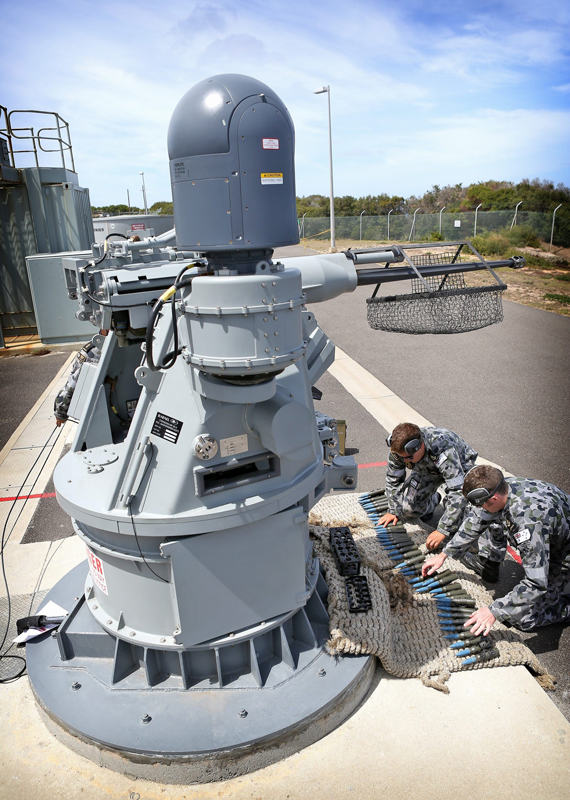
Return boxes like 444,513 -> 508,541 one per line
126,443 -> 168,583
0,424 -> 63,682
145,267 -> 197,372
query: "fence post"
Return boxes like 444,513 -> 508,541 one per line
387,209 -> 393,242
474,204 -> 482,237
550,204 -> 562,251
359,210 -> 366,240
408,208 -> 419,242
439,206 -> 446,235
510,201 -> 522,230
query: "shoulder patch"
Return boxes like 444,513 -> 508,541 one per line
436,452 -> 447,467
514,529 -> 531,544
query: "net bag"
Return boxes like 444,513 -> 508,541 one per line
366,265 -> 507,335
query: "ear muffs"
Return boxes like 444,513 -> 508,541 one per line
386,433 -> 422,455
466,476 -> 504,507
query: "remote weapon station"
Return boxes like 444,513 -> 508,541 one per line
27,74 -> 522,781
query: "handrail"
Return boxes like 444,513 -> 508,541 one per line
0,109 -> 75,171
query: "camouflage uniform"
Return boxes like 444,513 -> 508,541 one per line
385,427 -> 478,540
444,478 -> 570,630
54,341 -> 102,422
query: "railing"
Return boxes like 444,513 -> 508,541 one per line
0,106 -> 75,171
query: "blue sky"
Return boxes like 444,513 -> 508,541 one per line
2,0 -> 569,206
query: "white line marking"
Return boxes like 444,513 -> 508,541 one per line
328,346 -> 511,475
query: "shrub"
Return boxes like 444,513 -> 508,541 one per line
544,293 -> 570,305
504,225 -> 540,248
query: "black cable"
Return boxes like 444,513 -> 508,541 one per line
0,424 -> 63,682
145,269 -> 196,372
126,443 -> 168,583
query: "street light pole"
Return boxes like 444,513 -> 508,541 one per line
387,209 -> 393,242
360,210 -> 366,241
139,171 -> 148,215
439,206 -> 446,236
474,203 -> 482,237
550,204 -> 562,251
314,85 -> 335,249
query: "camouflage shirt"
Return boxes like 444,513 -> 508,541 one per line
444,478 -> 570,625
53,341 -> 102,422
385,427 -> 478,537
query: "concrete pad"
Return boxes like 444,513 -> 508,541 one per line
1,665 -> 569,799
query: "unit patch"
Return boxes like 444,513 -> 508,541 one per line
151,412 -> 183,444
261,173 -> 283,185
514,529 -> 531,544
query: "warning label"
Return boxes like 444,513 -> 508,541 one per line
86,547 -> 108,595
131,223 -> 145,231
220,434 -> 248,457
261,173 -> 283,185
151,412 -> 183,444
173,161 -> 186,178
262,138 -> 279,150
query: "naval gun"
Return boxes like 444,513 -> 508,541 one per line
27,74 -> 523,782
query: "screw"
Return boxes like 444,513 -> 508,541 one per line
92,604 -> 98,610
51,630 -> 57,638
107,619 -> 113,625
318,669 -> 327,677
160,637 -> 166,643
71,682 -> 81,691
238,709 -> 248,718
129,631 -> 136,637
141,714 -> 152,724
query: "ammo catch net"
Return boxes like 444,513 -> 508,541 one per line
366,257 -> 507,335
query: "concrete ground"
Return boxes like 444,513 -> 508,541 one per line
1,244 -> 569,798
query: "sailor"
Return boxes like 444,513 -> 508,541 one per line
422,465 -> 570,633
53,334 -> 105,426
379,422 -> 478,552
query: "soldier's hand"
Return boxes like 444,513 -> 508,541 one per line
55,418 -> 64,428
425,530 -> 447,550
421,552 -> 447,577
465,607 -> 496,637
378,512 -> 399,527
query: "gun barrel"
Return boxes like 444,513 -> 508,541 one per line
355,257 -> 521,287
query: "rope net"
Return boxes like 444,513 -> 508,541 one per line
366,256 -> 507,335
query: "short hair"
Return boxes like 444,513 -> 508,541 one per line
391,422 -> 422,452
462,465 -> 506,499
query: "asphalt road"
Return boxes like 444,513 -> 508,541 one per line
0,350 -> 70,451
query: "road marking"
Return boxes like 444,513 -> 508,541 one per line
0,492 -> 56,502
358,461 -> 387,469
328,346 -> 510,474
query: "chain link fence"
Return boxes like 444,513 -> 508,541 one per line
299,210 -> 566,246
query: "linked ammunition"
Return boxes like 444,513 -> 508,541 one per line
435,598 -> 476,608
446,632 -> 482,642
430,582 -> 462,595
454,641 -> 495,657
461,647 -> 500,665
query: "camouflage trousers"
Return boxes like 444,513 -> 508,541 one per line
504,571 -> 570,631
395,472 -> 443,520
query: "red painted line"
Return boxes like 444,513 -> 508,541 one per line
507,545 -> 522,565
0,491 -> 56,502
358,461 -> 388,469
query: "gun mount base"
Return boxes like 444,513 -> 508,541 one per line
27,562 -> 375,784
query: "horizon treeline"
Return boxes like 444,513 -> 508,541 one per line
92,179 -> 568,219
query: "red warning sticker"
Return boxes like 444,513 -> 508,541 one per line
86,547 -> 108,594
262,138 -> 279,150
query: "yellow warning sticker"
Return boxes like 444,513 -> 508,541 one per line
261,173 -> 283,185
